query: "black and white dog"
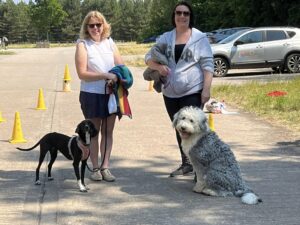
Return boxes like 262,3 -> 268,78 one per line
17,120 -> 98,192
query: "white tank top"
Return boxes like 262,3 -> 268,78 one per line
78,38 -> 115,94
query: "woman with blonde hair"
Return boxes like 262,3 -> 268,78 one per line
75,11 -> 124,182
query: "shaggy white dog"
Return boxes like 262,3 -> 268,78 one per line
173,106 -> 262,205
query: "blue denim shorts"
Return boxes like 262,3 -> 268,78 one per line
79,91 -> 110,119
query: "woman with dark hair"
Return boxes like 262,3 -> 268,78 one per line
145,1 -> 214,177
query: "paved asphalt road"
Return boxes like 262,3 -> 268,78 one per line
0,47 -> 299,225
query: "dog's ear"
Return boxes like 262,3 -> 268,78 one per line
89,121 -> 98,137
199,116 -> 209,132
172,111 -> 179,128
75,123 -> 81,134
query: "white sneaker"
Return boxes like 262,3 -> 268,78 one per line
101,168 -> 116,182
90,169 -> 102,181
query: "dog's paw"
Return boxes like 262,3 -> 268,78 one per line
201,188 -> 218,196
79,188 -> 88,192
78,181 -> 88,192
84,185 -> 90,190
193,184 -> 204,193
48,177 -> 54,181
35,180 -> 41,185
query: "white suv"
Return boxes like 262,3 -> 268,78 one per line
212,27 -> 300,77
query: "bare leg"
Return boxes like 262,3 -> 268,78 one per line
100,114 -> 116,168
89,118 -> 102,169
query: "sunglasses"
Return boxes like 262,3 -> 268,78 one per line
87,23 -> 102,29
175,10 -> 190,17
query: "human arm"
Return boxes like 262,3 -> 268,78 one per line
112,42 -> 124,66
145,59 -> 170,76
201,70 -> 213,107
75,42 -> 117,82
199,37 -> 214,107
145,34 -> 170,76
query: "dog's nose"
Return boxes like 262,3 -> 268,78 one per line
181,126 -> 186,131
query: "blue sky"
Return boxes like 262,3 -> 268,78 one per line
13,0 -> 31,3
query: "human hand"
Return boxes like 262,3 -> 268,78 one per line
201,89 -> 211,106
158,65 -> 170,76
106,73 -> 118,82
106,79 -> 115,87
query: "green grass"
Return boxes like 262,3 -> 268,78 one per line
0,50 -> 15,55
124,57 -> 146,67
212,77 -> 300,132
8,42 -> 75,49
117,42 -> 152,55
8,41 -> 150,52
117,42 -> 151,67
8,43 -> 36,48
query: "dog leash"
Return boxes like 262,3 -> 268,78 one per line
99,82 -> 109,169
86,82 -> 110,173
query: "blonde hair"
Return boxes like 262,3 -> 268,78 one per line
79,11 -> 111,40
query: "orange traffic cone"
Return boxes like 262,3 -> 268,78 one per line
148,80 -> 154,92
208,113 -> 215,131
0,111 -> 6,122
36,88 -> 47,110
63,64 -> 71,92
9,111 -> 27,143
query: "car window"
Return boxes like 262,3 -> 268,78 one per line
266,30 -> 287,41
287,31 -> 296,38
227,30 -> 235,35
237,31 -> 263,44
218,30 -> 249,44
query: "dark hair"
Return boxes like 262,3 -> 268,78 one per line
171,1 -> 194,28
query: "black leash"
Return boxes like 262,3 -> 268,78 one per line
100,82 -> 109,170
86,127 -> 107,172
86,82 -> 109,173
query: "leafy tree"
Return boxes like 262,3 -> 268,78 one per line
287,1 -> 300,26
108,0 -> 122,40
0,0 -> 9,38
5,0 -> 30,43
147,0 -> 177,37
59,0 -> 82,42
30,0 -> 67,41
132,0 -> 152,42
0,0 -> 299,43
117,0 -> 135,41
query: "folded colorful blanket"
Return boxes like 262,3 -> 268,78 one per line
109,65 -> 133,119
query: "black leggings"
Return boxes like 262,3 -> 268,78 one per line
163,92 -> 203,165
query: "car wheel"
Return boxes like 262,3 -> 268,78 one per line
214,57 -> 229,77
286,53 -> 300,73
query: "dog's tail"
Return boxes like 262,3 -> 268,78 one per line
16,140 -> 41,151
239,191 -> 262,205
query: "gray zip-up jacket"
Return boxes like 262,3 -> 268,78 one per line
145,28 -> 214,98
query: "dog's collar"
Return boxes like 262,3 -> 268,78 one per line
76,136 -> 89,146
67,136 -> 76,160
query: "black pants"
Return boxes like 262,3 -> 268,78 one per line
163,92 -> 203,165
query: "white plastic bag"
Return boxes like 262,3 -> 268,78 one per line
108,93 -> 117,114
